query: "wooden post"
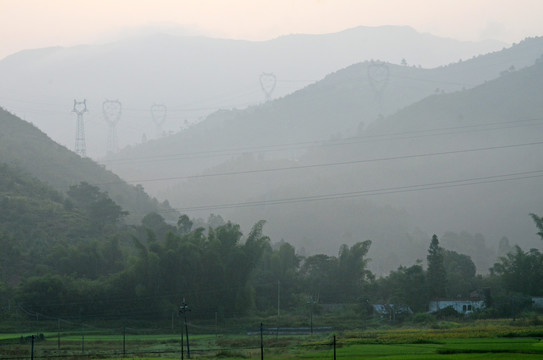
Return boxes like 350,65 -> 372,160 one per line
260,322 -> 264,360
333,335 -> 336,360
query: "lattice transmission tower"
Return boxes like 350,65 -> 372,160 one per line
367,61 -> 389,116
259,72 -> 276,102
103,99 -> 122,154
151,104 -> 167,138
72,99 -> 88,157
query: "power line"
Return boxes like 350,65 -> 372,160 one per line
96,140 -> 543,185
100,117 -> 543,165
168,169 -> 543,212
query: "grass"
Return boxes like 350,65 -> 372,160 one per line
3,319 -> 543,359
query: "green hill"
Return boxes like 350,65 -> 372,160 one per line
158,60 -> 543,274
0,107 -> 175,223
0,162 -> 126,284
103,37 -> 543,198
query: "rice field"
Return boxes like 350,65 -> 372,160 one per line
2,320 -> 543,359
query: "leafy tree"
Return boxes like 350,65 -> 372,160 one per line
498,236 -> 513,257
88,196 -> 127,232
440,231 -> 494,275
252,240 -> 300,310
443,249 -> 476,298
67,182 -> 128,233
337,240 -> 373,301
0,234 -> 21,283
530,213 -> 543,241
235,220 -> 271,311
177,214 -> 193,234
0,281 -> 12,317
378,261 -> 427,312
208,213 -> 226,229
491,246 -> 543,296
140,212 -> 175,241
427,234 -> 446,299
67,182 -> 102,206
300,254 -> 338,303
16,274 -> 68,316
300,241 -> 373,303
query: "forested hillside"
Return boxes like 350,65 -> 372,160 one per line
103,36 -> 543,195
1,147 -> 542,324
157,58 -> 543,274
0,107 -> 175,223
0,164 -> 128,284
0,26 -> 506,158
1,28 -> 543,327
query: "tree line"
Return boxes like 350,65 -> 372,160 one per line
2,179 -> 543,323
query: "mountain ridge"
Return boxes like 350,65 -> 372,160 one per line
0,107 -> 175,223
103,37 -> 543,197
156,59 -> 543,273
0,25 -> 508,157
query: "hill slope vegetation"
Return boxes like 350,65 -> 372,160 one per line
0,107 -> 174,223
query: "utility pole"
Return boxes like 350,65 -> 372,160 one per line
81,324 -> 85,354
123,326 -> 126,356
333,334 -> 336,360
180,315 -> 184,360
277,280 -> 280,339
260,322 -> 264,360
179,298 -> 191,358
307,296 -> 316,335
103,99 -> 122,154
277,280 -> 280,317
72,99 -> 88,157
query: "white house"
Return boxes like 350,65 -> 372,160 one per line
428,299 -> 485,314
532,297 -> 543,309
372,304 -> 413,320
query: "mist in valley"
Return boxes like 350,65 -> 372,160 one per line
2,2 -> 543,322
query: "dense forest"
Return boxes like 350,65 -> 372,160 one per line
1,161 -> 542,324
0,107 -> 176,224
103,39 -> 543,272
1,36 -> 543,327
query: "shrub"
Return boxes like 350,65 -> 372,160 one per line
435,306 -> 462,319
412,312 -> 435,325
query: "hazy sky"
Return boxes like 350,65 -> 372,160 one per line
1,0 -> 543,60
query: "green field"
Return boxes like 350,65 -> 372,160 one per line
2,320 -> 543,359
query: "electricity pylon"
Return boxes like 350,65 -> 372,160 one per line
259,72 -> 276,102
367,61 -> 390,116
151,104 -> 167,138
103,99 -> 122,154
72,99 -> 88,157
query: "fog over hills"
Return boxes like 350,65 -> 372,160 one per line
97,39 -> 543,274
2,28 -> 543,274
162,59 -> 543,274
0,107 -> 175,223
103,37 -> 543,195
0,26 -> 506,158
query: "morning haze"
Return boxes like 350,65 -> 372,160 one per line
2,2 -> 543,355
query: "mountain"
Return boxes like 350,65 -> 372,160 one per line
233,60 -> 543,270
358,57 -> 543,244
0,26 -> 506,158
0,107 -> 175,223
103,37 -> 543,197
0,161 -> 128,284
133,53 -> 543,274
